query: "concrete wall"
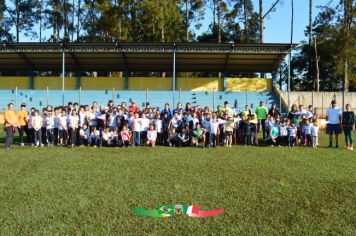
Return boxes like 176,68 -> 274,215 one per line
81,77 -> 125,90
280,91 -> 356,116
34,77 -> 77,90
226,78 -> 272,92
0,77 -> 30,89
0,76 -> 272,92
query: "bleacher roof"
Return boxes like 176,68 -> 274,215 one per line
0,42 -> 295,73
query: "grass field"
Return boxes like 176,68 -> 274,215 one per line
0,128 -> 355,235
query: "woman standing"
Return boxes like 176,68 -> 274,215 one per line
4,103 -> 19,149
268,103 -> 281,118
342,104 -> 355,151
287,104 -> 299,122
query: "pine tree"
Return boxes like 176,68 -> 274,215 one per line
6,0 -> 39,42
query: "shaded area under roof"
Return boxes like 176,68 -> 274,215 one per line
0,42 -> 295,73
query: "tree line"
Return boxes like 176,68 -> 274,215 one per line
0,0 -> 355,91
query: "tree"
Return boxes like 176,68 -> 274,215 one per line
0,1 -> 4,21
230,0 -> 259,43
292,1 -> 356,91
6,0 -> 39,42
0,1 -> 13,41
184,0 -> 204,42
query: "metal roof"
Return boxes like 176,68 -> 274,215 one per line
0,42 -> 295,73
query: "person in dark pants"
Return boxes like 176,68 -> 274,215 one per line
16,103 -> 29,146
255,101 -> 268,139
4,103 -> 19,149
342,104 -> 355,151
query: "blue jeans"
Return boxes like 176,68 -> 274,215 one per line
134,131 -> 141,146
89,136 -> 100,146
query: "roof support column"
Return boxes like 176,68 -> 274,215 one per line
124,69 -> 129,90
76,71 -> 81,90
61,44 -> 65,106
172,43 -> 176,105
29,72 -> 35,90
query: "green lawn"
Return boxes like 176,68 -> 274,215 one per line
0,129 -> 355,235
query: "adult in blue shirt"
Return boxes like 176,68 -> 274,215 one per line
160,103 -> 173,119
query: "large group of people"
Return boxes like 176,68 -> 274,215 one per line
2,98 -> 355,151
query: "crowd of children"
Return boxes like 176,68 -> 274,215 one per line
3,99 -> 355,150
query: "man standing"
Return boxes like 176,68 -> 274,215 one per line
326,100 -> 342,148
255,101 -> 268,139
4,103 -> 19,149
16,103 -> 29,146
233,100 -> 242,117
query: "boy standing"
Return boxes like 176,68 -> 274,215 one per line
31,110 -> 43,147
46,111 -> 55,146
311,119 -> 319,148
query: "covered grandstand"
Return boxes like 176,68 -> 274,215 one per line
0,42 -> 294,111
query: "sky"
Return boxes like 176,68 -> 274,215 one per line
6,0 -> 336,44
197,0 -> 336,44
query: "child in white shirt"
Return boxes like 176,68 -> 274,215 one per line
89,127 -> 100,147
68,110 -> 79,147
288,123 -> 297,148
209,115 -> 219,147
279,119 -> 289,147
133,113 -> 142,146
101,127 -> 114,147
154,114 -> 163,144
59,110 -> 68,146
303,118 -> 313,147
79,124 -> 90,146
140,113 -> 150,145
311,119 -> 319,148
147,124 -> 157,147
46,112 -> 55,145
31,110 -> 43,147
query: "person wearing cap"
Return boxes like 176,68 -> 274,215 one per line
326,100 -> 342,148
17,103 -> 29,146
255,101 -> 268,139
4,103 -> 19,149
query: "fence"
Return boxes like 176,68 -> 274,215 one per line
279,91 -> 356,117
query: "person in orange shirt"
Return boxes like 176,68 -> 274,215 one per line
16,103 -> 29,146
4,103 -> 19,149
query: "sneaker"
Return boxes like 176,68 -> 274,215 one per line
93,145 -> 97,148
328,144 -> 332,148
335,144 -> 339,148
20,143 -> 24,147
350,146 -> 354,151
40,144 -> 44,147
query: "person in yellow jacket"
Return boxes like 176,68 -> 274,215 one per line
16,103 -> 29,146
4,103 -> 19,149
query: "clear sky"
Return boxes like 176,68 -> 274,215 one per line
7,0 -> 335,44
